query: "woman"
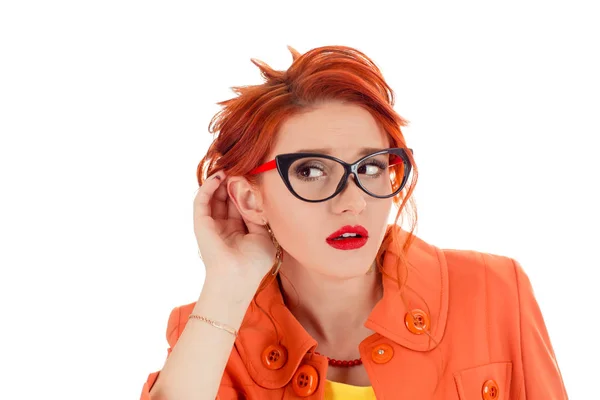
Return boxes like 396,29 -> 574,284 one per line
140,45 -> 568,399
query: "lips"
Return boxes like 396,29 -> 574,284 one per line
326,225 -> 369,241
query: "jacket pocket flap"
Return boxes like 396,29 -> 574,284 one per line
454,362 -> 512,400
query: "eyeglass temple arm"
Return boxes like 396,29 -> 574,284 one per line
249,159 -> 277,175
392,148 -> 414,166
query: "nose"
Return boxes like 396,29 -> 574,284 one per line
332,174 -> 367,213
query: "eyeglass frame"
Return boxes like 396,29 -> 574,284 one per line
248,147 -> 414,203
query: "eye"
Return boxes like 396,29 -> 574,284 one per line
358,161 -> 387,176
294,162 -> 327,181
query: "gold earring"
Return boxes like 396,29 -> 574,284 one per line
264,221 -> 278,245
264,221 -> 283,275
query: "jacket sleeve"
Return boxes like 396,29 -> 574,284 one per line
513,259 -> 569,399
140,305 -> 181,400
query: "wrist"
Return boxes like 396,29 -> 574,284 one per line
197,281 -> 256,321
203,273 -> 263,300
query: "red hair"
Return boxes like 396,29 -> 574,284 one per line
196,45 -> 440,373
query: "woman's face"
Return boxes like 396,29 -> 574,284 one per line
257,100 -> 394,279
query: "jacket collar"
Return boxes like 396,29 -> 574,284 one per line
234,224 -> 449,389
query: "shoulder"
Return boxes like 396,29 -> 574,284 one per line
442,247 -> 523,289
437,248 -> 524,352
441,248 -> 526,316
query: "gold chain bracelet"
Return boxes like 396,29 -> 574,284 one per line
188,314 -> 238,337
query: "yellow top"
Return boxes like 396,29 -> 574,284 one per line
324,379 -> 376,399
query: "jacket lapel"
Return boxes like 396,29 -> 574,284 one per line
235,271 -> 320,390
365,224 -> 449,351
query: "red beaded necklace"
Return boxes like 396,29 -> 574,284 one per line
315,351 -> 363,367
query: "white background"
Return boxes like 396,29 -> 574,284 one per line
1,1 -> 596,398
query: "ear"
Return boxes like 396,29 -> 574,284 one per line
226,176 -> 267,226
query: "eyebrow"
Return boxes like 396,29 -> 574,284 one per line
294,147 -> 386,157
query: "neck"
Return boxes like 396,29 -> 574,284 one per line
276,261 -> 383,348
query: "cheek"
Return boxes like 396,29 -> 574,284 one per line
266,183 -> 311,229
274,205 -> 315,237
270,202 -> 321,251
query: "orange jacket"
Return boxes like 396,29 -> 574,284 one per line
141,225 -> 568,399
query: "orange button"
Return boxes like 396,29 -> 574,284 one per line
371,343 -> 394,364
404,309 -> 430,335
292,364 -> 319,397
481,379 -> 500,400
261,344 -> 288,370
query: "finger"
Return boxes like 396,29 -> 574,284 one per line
193,172 -> 225,220
212,175 -> 229,203
211,176 -> 230,220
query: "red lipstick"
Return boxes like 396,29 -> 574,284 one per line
326,225 -> 369,250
